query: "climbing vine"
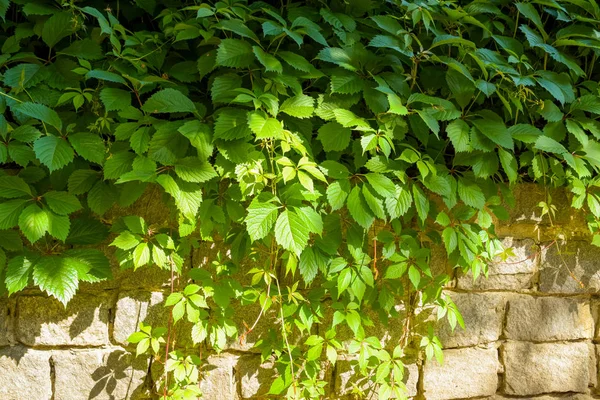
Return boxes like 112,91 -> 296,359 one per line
1,0 -> 600,398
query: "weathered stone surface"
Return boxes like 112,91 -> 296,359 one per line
0,346 -> 52,399
423,347 -> 499,400
505,296 -> 593,341
457,238 -> 538,290
335,358 -> 418,398
52,348 -> 150,400
540,241 -> 600,293
438,292 -> 506,348
113,291 -> 165,346
199,354 -> 239,400
17,294 -> 109,346
492,395 -> 595,400
503,342 -> 590,395
237,355 -> 276,398
0,298 -> 12,346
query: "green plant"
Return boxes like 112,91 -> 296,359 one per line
2,0 -> 600,398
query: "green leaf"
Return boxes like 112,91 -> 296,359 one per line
330,72 -> 364,94
218,19 -> 259,42
214,109 -> 252,140
471,116 -> 513,149
412,184 -> 429,223
280,95 -> 314,118
247,111 -> 283,139
87,181 -> 116,215
100,88 -> 132,111
0,199 -> 28,229
0,175 -> 31,198
46,210 -> 70,242
42,11 -> 73,48
44,191 -> 82,215
15,102 -> 63,131
174,157 -> 217,183
68,132 -> 105,164
327,180 -> 350,210
446,120 -> 471,152
0,230 -> 22,251
498,148 -> 518,182
365,173 -> 396,198
68,170 -> 100,194
0,0 -> 9,22
535,136 -> 568,154
33,256 -> 80,305
33,136 -> 74,172
66,218 -> 108,245
133,243 -> 151,268
347,186 -> 374,229
86,70 -> 126,84
142,89 -> 195,114
457,178 -> 485,209
5,254 -> 35,294
59,39 -> 103,60
245,196 -> 279,241
317,122 -> 351,152
112,231 -> 140,250
18,204 -> 49,243
156,175 -> 202,218
253,46 -> 282,73
216,39 -> 254,68
274,209 -> 310,256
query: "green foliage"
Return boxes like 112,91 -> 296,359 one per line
1,0 -> 600,398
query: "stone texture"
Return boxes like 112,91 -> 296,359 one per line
17,294 -> 109,346
237,355 -> 276,398
503,342 -> 591,395
0,298 -> 12,346
457,238 -> 538,290
113,291 -> 166,346
52,348 -> 150,400
505,296 -> 593,341
0,346 -> 52,399
438,292 -> 507,348
423,347 -> 500,400
199,354 -> 239,400
335,358 -> 418,398
540,241 -> 600,293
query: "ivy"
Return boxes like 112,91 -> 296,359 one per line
1,0 -> 600,398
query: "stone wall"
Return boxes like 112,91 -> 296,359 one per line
2,184 -> 600,399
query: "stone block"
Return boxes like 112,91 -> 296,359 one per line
335,358 -> 418,398
422,347 -> 499,400
438,292 -> 506,348
505,296 -> 593,341
52,348 -> 150,400
456,238 -> 538,290
0,346 -> 52,399
17,294 -> 109,346
503,342 -> 590,395
237,355 -> 276,398
0,298 -> 13,346
113,291 -> 166,346
199,354 -> 239,400
539,241 -> 600,293
227,301 -> 278,353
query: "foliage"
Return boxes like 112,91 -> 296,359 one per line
1,0 -> 600,398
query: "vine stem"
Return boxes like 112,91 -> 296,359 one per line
275,276 -> 296,393
162,256 -> 176,399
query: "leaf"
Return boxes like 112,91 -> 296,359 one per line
317,122 -> 351,152
0,175 -> 31,198
68,132 -> 105,164
133,243 -> 151,268
0,230 -> 22,251
252,46 -> 282,73
0,199 -> 28,229
457,178 -> 485,209
330,73 -> 364,94
33,256 -> 80,305
365,173 -> 396,198
0,0 -> 9,22
68,170 -> 100,194
216,39 -> 254,68
33,136 -> 74,171
347,186 -> 375,229
274,209 -> 310,256
245,196 -> 279,241
44,191 -> 82,215
534,136 -> 567,154
327,180 -> 350,210
412,184 -> 429,223
471,117 -> 513,149
247,112 -> 283,139
59,39 -> 103,60
218,19 -> 259,42
42,11 -> 73,48
214,109 -> 252,140
87,181 -> 116,215
280,95 -> 314,118
18,204 -> 49,243
46,210 -> 70,242
66,218 -> 108,244
15,102 -> 63,131
100,88 -> 132,111
174,157 -> 217,183
142,89 -> 196,114
446,120 -> 471,152
498,148 -> 518,182
86,70 -> 126,84
5,255 -> 35,294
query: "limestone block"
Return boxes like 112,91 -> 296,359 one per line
456,238 -> 537,290
438,292 -> 506,348
505,296 -> 593,341
0,346 -> 52,399
52,348 -> 150,400
335,358 -> 418,398
503,342 -> 590,395
0,298 -> 12,346
237,355 -> 276,398
422,347 -> 499,400
17,294 -> 109,346
113,291 -> 166,346
539,241 -> 600,293
199,354 -> 239,400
